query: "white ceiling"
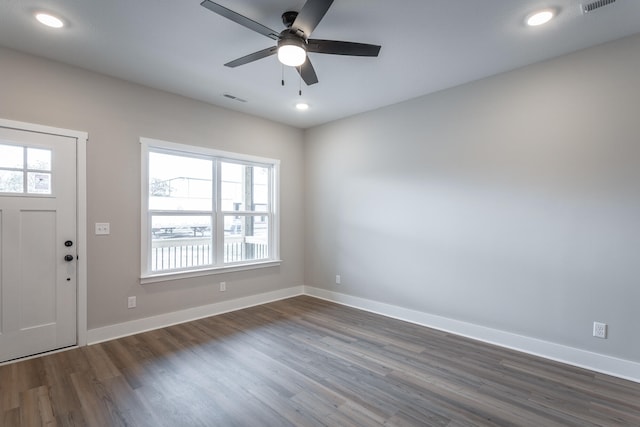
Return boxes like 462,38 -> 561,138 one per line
1,0 -> 639,128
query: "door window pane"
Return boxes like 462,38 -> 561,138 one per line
151,215 -> 212,272
0,144 -> 23,169
0,170 -> 23,193
27,148 -> 52,171
28,172 -> 51,194
149,152 -> 212,211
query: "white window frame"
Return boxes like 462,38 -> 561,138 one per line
140,137 -> 280,284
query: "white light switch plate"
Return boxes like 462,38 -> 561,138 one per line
95,223 -> 110,235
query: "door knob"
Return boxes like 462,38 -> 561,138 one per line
65,240 -> 73,247
64,254 -> 74,262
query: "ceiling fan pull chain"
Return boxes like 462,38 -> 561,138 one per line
281,64 -> 285,86
298,68 -> 302,96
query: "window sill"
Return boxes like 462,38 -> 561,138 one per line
140,260 -> 282,285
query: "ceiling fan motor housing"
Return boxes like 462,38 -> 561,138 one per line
282,11 -> 298,28
278,30 -> 307,50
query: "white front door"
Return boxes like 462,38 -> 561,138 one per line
0,126 -> 77,363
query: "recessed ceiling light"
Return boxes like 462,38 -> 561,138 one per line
35,12 -> 64,29
526,9 -> 555,27
295,103 -> 309,111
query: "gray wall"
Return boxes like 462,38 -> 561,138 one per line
3,32 -> 640,365
305,33 -> 640,363
0,47 -> 305,330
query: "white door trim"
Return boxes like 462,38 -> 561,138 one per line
0,118 -> 88,347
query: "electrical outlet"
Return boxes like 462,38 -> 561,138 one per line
593,321 -> 607,339
95,222 -> 110,235
335,275 -> 341,285
127,296 -> 136,309
220,281 -> 226,292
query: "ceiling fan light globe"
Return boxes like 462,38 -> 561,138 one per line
278,45 -> 306,67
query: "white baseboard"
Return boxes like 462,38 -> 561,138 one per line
86,284 -> 639,384
304,286 -> 640,384
87,286 -> 304,345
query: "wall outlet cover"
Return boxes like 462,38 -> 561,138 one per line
593,321 -> 607,339
95,223 -> 110,235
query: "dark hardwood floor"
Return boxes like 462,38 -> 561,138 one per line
1,295 -> 640,426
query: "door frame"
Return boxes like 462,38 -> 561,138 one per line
0,118 -> 88,348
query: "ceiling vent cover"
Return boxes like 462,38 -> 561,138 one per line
223,93 -> 247,103
581,0 -> 616,13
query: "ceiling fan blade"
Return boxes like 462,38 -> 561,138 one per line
307,39 -> 381,57
200,0 -> 279,40
224,46 -> 278,68
292,0 -> 334,37
297,59 -> 319,85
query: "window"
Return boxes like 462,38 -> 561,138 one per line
141,138 -> 279,281
0,143 -> 52,195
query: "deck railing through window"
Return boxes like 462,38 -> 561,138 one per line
151,237 -> 268,271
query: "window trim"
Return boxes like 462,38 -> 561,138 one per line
140,137 -> 280,284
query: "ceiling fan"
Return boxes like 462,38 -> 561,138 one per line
200,0 -> 382,85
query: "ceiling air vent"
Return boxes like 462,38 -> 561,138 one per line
581,0 -> 616,14
223,93 -> 247,103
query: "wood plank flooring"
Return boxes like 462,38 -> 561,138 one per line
2,295 -> 640,426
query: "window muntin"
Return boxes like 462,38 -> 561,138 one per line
0,143 -> 52,194
142,138 -> 279,278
